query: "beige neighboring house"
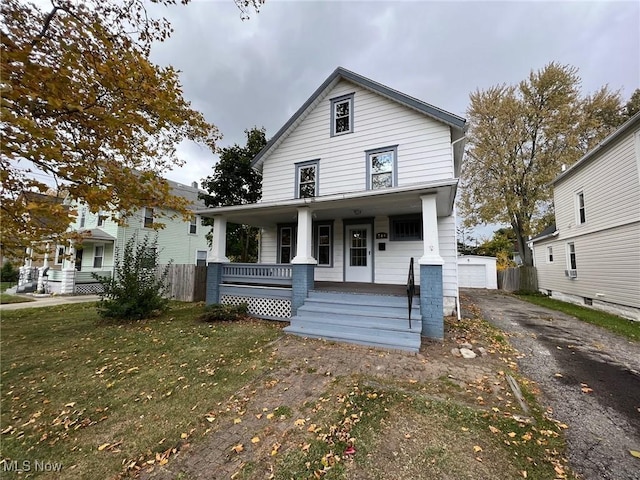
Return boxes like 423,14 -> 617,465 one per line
529,112 -> 640,321
17,180 -> 210,295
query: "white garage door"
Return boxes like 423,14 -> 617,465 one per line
459,264 -> 487,288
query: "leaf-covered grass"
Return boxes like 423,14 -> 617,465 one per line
0,293 -> 35,304
516,293 -> 640,342
0,302 -> 282,479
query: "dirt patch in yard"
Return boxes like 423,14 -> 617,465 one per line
142,316 -> 568,480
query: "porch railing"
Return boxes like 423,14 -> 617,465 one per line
406,257 -> 415,329
222,263 -> 293,287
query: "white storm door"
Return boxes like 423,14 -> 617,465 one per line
345,224 -> 372,282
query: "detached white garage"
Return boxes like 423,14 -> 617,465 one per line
457,255 -> 498,289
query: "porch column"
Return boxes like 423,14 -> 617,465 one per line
37,243 -> 50,293
291,207 -> 316,315
419,194 -> 444,339
206,215 -> 229,305
291,207 -> 316,264
60,242 -> 75,295
209,215 -> 230,263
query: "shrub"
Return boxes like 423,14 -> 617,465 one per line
0,262 -> 19,283
94,234 -> 170,321
198,303 -> 248,322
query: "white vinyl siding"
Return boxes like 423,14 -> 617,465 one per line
534,125 -> 640,314
261,80 -> 453,203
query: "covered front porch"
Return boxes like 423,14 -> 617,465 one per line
199,182 -> 456,351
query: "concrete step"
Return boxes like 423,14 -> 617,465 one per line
284,323 -> 421,353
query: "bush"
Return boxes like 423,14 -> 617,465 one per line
0,262 -> 19,283
94,234 -> 170,321
198,303 -> 248,322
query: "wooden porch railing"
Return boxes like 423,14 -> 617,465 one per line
222,263 -> 293,286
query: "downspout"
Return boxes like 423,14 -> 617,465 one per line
451,134 -> 466,321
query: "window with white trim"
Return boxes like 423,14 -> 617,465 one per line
196,250 -> 207,267
295,160 -> 319,198
330,93 -> 354,136
93,245 -> 104,268
79,208 -> 86,228
97,214 -> 106,227
143,207 -> 154,228
567,242 -> 577,270
55,246 -> 65,265
576,191 -> 586,224
366,145 -> 398,190
547,246 -> 554,263
189,215 -> 197,234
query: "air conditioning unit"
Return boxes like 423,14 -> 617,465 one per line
564,269 -> 577,279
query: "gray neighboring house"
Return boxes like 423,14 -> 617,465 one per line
530,113 -> 640,321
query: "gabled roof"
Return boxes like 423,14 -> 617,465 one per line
553,112 -> 640,185
529,223 -> 557,244
251,67 -> 467,170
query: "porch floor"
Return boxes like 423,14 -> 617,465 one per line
314,281 -> 419,297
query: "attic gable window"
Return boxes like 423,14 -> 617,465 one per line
330,93 -> 354,136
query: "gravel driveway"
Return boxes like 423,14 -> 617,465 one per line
462,289 -> 640,480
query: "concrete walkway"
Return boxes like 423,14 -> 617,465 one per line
0,294 -> 100,311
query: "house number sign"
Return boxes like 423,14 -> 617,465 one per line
376,232 -> 388,239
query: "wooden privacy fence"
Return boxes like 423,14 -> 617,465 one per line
498,266 -> 538,292
160,264 -> 207,302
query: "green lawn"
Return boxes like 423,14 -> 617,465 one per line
0,293 -> 34,304
516,293 -> 640,342
1,282 -> 17,292
0,302 -> 283,479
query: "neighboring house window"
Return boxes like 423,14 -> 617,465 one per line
366,145 -> 398,190
55,246 -> 65,265
277,225 -> 296,264
196,250 -> 207,267
295,160 -> 319,198
330,93 -> 354,136
79,208 -> 86,228
547,246 -> 554,263
143,207 -> 154,228
576,191 -> 586,224
567,242 -> 577,270
97,214 -> 106,227
390,214 -> 422,241
189,215 -> 198,235
93,245 -> 104,269
313,222 -> 333,267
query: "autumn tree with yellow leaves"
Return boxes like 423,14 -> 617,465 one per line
0,0 -> 262,256
459,63 -> 629,266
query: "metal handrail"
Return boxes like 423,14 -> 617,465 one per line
406,257 -> 415,329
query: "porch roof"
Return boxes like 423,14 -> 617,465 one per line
196,180 -> 457,227
75,228 -> 116,242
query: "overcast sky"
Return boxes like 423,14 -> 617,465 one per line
150,0 -> 638,235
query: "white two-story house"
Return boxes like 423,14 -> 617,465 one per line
200,67 -> 467,351
530,112 -> 640,321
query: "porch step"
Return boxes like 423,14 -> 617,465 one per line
285,291 -> 422,353
16,282 -> 37,294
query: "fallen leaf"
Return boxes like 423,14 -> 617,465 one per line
473,445 -> 483,453
344,445 -> 356,455
266,413 -> 275,420
251,436 -> 260,444
180,433 -> 188,439
489,426 -> 500,434
294,418 -> 306,427
206,416 -> 215,423
630,450 -> 640,458
508,432 -> 517,438
233,418 -> 242,424
231,444 -> 244,453
522,470 -> 528,478
98,443 -> 110,451
301,443 -> 311,452
554,373 -> 563,378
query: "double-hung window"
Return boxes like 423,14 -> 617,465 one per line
143,207 -> 154,228
295,160 -> 319,198
93,245 -> 104,269
189,215 -> 198,234
330,93 -> 354,136
576,191 -> 586,224
79,208 -> 86,228
547,246 -> 554,263
55,246 -> 65,265
278,225 -> 296,264
314,222 -> 333,267
566,242 -> 577,278
366,145 -> 398,190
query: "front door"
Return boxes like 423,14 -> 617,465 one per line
345,224 -> 372,282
